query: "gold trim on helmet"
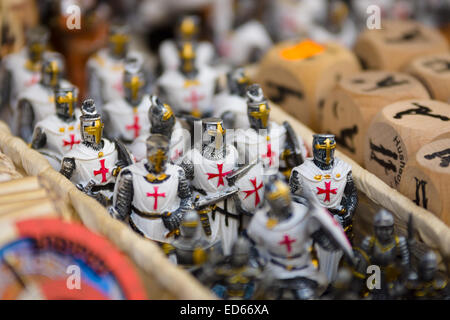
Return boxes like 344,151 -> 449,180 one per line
124,75 -> 143,101
57,91 -> 77,117
267,180 -> 290,202
250,103 -> 270,128
207,122 -> 226,150
84,119 -> 103,144
45,61 -> 59,87
162,104 -> 174,121
109,33 -> 129,55
180,18 -> 197,38
148,149 -> 167,173
315,138 -> 336,165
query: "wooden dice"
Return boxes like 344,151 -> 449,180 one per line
398,139 -> 450,226
355,20 -> 448,71
364,100 -> 450,189
406,53 -> 450,103
320,71 -> 430,165
255,39 -> 360,131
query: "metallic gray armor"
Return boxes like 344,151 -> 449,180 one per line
149,95 -> 176,139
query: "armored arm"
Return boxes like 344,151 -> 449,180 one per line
179,156 -> 194,181
397,236 -> 410,270
311,228 -> 340,252
110,169 -> 134,221
30,127 -> 47,150
177,168 -> 193,210
360,236 -> 373,259
17,99 -> 35,142
289,169 -> 303,196
60,157 -> 76,180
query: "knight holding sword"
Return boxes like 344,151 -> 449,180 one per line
180,118 -> 265,255
109,134 -> 193,244
60,99 -> 133,206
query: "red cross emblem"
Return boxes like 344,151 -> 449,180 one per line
113,80 -> 124,95
146,186 -> 166,210
184,90 -> 205,113
170,148 -> 182,162
316,181 -> 337,202
207,163 -> 232,187
279,234 -> 296,253
126,115 -> 141,138
262,143 -> 276,167
93,159 -> 109,183
62,134 -> 80,150
25,74 -> 40,87
243,178 -> 263,206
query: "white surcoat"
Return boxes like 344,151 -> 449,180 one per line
185,145 -> 238,254
127,162 -> 182,243
34,111 -> 81,169
212,93 -> 249,129
159,40 -> 214,71
103,95 -> 151,142
247,201 -> 327,288
158,67 -> 217,116
64,139 -> 118,197
292,158 -> 351,210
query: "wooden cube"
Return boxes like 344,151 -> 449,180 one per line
398,139 -> 450,227
405,53 -> 450,103
255,39 -> 360,131
355,20 -> 448,71
320,71 -> 430,165
364,100 -> 450,189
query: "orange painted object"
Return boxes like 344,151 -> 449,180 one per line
279,39 -> 325,61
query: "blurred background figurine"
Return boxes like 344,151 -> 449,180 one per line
158,15 -> 214,72
30,87 -> 81,170
247,176 -> 354,299
290,133 -> 357,283
60,99 -> 132,206
102,56 -> 150,144
1,25 -> 48,132
128,95 -> 187,164
15,51 -> 75,142
158,41 -> 218,118
110,134 -> 192,244
360,209 -> 410,300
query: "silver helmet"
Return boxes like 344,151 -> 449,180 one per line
108,23 -> 130,59
227,68 -> 251,97
180,210 -> 200,239
41,52 -> 64,88
373,209 -> 395,243
265,175 -> 292,219
230,236 -> 251,268
123,57 -> 146,105
246,84 -> 270,130
201,117 -> 227,156
80,99 -> 103,148
26,25 -> 49,64
55,87 -> 77,121
149,95 -> 175,138
146,134 -> 170,174
418,250 -> 438,282
312,134 -> 336,168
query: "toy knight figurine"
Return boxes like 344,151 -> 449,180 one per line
163,210 -> 221,276
290,133 -> 357,283
128,95 -> 188,164
31,87 -> 81,170
1,26 -> 49,128
102,57 -> 150,144
110,134 -> 192,244
198,236 -> 264,300
235,84 -> 307,178
87,24 -> 143,111
16,52 -> 74,142
212,68 -> 251,129
60,99 -> 133,206
405,250 -> 449,300
360,209 -> 410,300
180,118 -> 265,255
158,41 -> 218,118
247,176 -> 353,299
159,15 -> 214,72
